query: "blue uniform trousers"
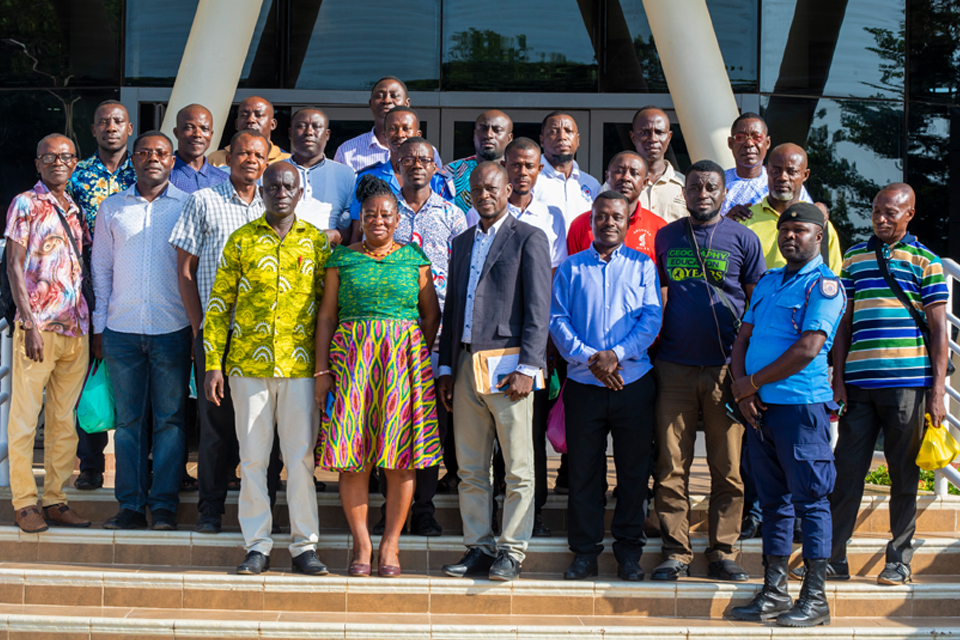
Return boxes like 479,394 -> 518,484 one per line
746,402 -> 836,559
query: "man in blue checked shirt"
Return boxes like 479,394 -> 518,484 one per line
550,191 -> 662,583
729,202 -> 845,628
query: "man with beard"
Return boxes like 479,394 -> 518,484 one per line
650,160 -> 766,582
738,144 -> 842,274
533,111 -> 600,230
629,107 -> 687,223
728,203 -> 845,627
447,110 -> 513,215
347,106 -> 454,244
567,151 -> 665,260
551,191 -> 662,582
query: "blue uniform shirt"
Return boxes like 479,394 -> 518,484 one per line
550,244 -> 662,387
348,160 -> 455,220
742,255 -> 845,405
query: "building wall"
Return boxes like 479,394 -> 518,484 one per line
1,0 -> 957,257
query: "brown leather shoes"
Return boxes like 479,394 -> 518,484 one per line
15,505 -> 49,533
43,503 -> 91,528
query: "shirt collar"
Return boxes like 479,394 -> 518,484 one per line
368,128 -> 389,152
400,190 -> 445,214
654,161 -> 681,187
771,254 -> 824,280
224,178 -> 264,207
475,212 -> 509,238
867,232 -> 916,251
174,153 -> 214,177
540,158 -> 581,182
254,213 -> 307,234
87,151 -> 133,175
287,156 -> 326,172
34,180 -> 79,214
589,241 -> 626,263
126,182 -> 183,202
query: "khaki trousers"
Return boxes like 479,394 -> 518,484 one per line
654,360 -> 744,563
230,376 -> 319,557
9,326 -> 89,510
453,347 -> 535,562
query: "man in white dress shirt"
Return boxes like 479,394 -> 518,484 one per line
533,111 -> 600,230
91,131 -> 193,531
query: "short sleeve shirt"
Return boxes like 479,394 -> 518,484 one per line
4,181 -> 89,336
67,153 -> 136,235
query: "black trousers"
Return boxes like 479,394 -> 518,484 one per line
829,385 -> 925,565
565,374 -> 656,563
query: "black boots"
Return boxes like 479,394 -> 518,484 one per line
729,555 -> 792,621
777,558 -> 831,627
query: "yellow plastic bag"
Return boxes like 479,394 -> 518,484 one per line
916,414 -> 960,471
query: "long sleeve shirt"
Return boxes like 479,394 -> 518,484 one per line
91,184 -> 191,335
550,243 -> 662,387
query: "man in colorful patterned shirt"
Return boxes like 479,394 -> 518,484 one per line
5,134 -> 92,533
445,110 -> 513,214
203,162 -> 332,576
66,99 -> 137,492
816,183 -> 949,586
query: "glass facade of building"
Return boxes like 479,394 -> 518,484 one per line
1,0 -> 958,257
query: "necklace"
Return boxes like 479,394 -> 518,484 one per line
362,240 -> 397,259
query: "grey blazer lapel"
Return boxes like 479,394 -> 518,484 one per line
479,215 -> 517,283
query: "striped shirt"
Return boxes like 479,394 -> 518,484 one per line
720,167 -> 812,216
841,234 -> 949,389
334,128 -> 443,173
168,180 -> 265,316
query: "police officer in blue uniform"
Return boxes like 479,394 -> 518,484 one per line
727,202 -> 846,627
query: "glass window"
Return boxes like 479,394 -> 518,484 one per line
125,0 -> 274,86
441,0 -> 598,92
908,0 -> 959,106
761,0 -> 904,99
1,2 -> 122,87
293,0 -> 440,91
762,96 -> 904,251
906,103 -> 956,257
0,89 -> 120,220
609,0 -> 757,93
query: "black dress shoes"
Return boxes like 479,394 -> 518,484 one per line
411,514 -> 443,536
488,550 -> 521,581
532,513 -> 552,538
708,559 -> 749,581
74,469 -> 104,490
651,559 -> 689,581
442,548 -> 495,578
739,515 -> 762,540
237,550 -> 270,575
291,549 -> 329,576
564,554 -> 598,580
617,558 -> 644,582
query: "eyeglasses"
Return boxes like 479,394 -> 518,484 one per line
732,132 -> 767,144
37,153 -> 77,165
135,149 -> 171,160
399,156 -> 434,168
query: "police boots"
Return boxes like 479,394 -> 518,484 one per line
777,558 -> 831,627
729,555 -> 792,621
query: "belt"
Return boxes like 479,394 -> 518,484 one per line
460,341 -> 473,353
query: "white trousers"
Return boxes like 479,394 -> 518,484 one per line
230,376 -> 319,557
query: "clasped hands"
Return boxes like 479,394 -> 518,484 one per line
589,350 -> 623,390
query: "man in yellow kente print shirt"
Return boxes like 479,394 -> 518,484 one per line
203,162 -> 332,577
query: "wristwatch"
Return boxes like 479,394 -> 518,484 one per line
20,319 -> 34,331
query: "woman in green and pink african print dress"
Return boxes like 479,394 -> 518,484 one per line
314,175 -> 442,579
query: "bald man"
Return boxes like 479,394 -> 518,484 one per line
812,183 -> 948,586
738,144 -> 843,274
208,96 -> 291,167
171,104 -> 228,194
446,110 -> 514,214
629,107 -> 687,223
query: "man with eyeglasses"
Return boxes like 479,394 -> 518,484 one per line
284,108 -> 355,244
67,100 -> 137,492
5,134 -> 92,533
170,130 -> 271,534
367,136 -> 466,537
347,106 -> 454,244
334,76 -> 442,172
721,113 -> 811,218
446,110 -> 514,215
91,131 -> 192,531
629,107 -> 687,223
170,104 -> 228,194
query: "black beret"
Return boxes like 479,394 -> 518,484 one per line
777,202 -> 825,229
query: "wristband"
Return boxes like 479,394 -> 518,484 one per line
750,374 -> 759,390
313,370 -> 331,378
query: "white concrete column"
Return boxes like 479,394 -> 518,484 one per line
159,0 -> 265,141
642,0 -> 739,167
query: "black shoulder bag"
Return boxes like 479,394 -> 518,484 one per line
685,219 -> 741,333
54,208 -> 96,318
874,242 -> 954,375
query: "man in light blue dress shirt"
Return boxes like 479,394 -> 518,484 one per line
550,191 -> 662,582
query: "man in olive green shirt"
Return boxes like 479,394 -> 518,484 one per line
204,163 -> 332,576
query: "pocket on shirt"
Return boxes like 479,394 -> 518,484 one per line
773,296 -> 804,332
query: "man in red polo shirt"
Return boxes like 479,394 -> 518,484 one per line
566,151 -> 667,258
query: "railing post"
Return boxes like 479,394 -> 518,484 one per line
0,320 -> 11,487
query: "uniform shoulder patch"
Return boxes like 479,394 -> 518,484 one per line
820,277 -> 840,298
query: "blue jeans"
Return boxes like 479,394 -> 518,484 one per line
103,327 -> 192,514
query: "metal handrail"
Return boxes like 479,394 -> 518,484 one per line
0,318 -> 10,486
935,258 -> 960,498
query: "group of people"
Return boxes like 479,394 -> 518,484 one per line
4,75 -> 950,629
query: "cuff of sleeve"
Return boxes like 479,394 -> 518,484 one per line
438,365 -> 453,378
516,364 -> 539,378
611,345 -> 626,362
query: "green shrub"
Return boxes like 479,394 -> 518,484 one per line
865,464 -> 960,495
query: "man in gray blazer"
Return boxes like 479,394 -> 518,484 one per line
437,162 -> 552,581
